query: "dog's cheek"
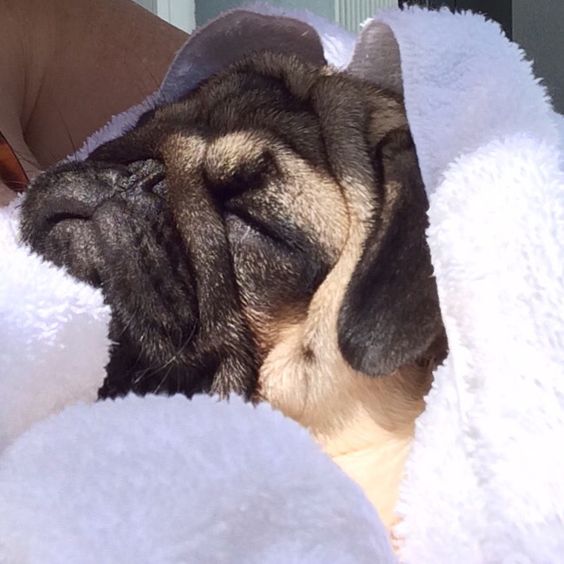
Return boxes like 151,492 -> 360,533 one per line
231,244 -> 323,314
40,219 -> 105,287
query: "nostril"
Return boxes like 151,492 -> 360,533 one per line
34,193 -> 108,229
123,159 -> 166,197
138,170 -> 166,197
20,162 -> 123,249
39,217 -> 104,287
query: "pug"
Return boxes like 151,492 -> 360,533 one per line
20,49 -> 445,433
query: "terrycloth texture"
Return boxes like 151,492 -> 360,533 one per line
0,395 -> 392,563
350,8 -> 564,562
1,5 -> 563,564
0,199 -> 110,452
350,8 -> 558,193
400,134 -> 564,563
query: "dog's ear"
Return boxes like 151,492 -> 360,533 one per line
334,22 -> 443,376
158,9 -> 326,104
337,127 -> 443,376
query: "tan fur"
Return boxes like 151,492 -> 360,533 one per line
205,130 -> 350,256
217,56 -> 436,529
179,54 -> 434,527
247,65 -> 418,430
136,52 -> 440,526
257,317 -> 433,530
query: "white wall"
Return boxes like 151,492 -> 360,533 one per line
156,0 -> 196,32
133,0 -> 195,33
196,0 -> 398,29
133,0 -> 156,11
335,0 -> 398,31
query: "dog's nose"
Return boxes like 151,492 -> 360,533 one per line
19,161 -> 131,285
20,159 -> 167,287
21,161 -> 128,247
21,159 -> 167,244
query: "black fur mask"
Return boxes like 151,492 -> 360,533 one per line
20,19 -> 444,405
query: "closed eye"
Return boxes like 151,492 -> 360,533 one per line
223,203 -> 309,256
225,206 -> 286,246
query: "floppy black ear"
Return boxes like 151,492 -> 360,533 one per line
337,128 -> 444,376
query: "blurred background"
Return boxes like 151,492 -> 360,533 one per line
132,0 -> 563,113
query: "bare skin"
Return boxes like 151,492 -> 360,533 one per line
0,0 -> 186,204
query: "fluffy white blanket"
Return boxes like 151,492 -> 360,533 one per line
1,5 -> 563,563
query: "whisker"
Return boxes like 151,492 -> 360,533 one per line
114,313 -> 137,341
131,320 -> 198,388
131,364 -> 159,385
154,361 -> 175,394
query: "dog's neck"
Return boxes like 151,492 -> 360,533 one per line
307,363 -> 431,532
260,325 -> 435,532
313,398 -> 416,531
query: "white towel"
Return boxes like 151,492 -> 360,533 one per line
0,199 -> 110,452
401,133 -> 564,562
357,9 -> 563,562
0,394 -> 392,563
0,5 -> 563,563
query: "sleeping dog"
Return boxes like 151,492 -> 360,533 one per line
21,49 -> 446,525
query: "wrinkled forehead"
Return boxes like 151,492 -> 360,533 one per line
149,60 -> 329,170
113,63 -> 347,259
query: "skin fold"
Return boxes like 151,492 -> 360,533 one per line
21,50 -> 447,531
3,0 -> 447,542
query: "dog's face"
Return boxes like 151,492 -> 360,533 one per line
21,52 -> 445,428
